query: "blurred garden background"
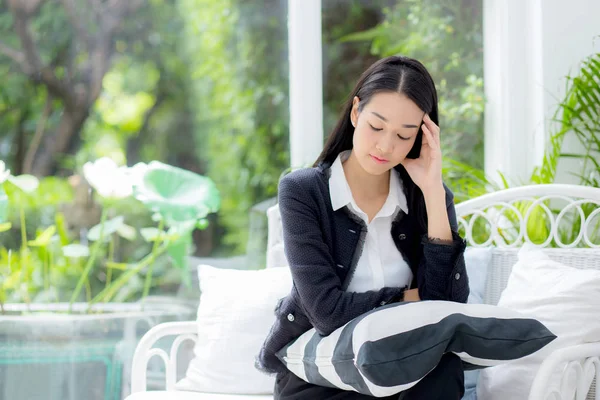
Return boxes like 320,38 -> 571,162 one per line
0,0 -> 486,302
0,1 -> 598,399
0,0 -> 598,308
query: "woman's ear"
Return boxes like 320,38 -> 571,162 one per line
350,96 -> 360,127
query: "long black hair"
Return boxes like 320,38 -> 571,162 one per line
314,55 -> 440,232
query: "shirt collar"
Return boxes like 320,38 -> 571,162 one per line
328,150 -> 409,215
329,151 -> 354,211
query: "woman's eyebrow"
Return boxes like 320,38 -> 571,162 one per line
371,111 -> 419,128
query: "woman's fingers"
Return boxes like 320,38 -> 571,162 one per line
421,123 -> 438,151
423,114 -> 441,147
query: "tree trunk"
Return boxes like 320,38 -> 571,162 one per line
13,109 -> 30,176
2,0 -> 145,177
31,106 -> 89,177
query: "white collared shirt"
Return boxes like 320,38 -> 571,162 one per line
329,151 -> 413,293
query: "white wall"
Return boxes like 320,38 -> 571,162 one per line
484,0 -> 599,185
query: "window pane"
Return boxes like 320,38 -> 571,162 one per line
0,0 -> 290,305
322,0 -> 484,170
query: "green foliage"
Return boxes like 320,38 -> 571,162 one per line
321,1 -> 389,136
0,159 -> 220,311
447,51 -> 600,247
0,4 -> 67,170
342,0 -> 485,169
76,1 -> 194,169
1,177 -> 74,249
179,0 -> 289,254
0,0 -> 484,257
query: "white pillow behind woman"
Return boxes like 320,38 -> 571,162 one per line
477,244 -> 600,399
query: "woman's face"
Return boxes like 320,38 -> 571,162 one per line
350,91 -> 424,175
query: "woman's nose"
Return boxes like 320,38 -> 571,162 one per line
376,134 -> 394,154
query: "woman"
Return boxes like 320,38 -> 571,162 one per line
257,55 -> 469,399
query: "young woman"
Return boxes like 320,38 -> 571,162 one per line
257,55 -> 469,399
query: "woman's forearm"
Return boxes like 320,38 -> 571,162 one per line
422,184 -> 452,242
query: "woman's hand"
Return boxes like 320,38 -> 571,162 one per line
402,114 -> 443,194
403,288 -> 421,302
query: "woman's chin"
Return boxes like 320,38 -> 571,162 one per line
359,159 -> 391,176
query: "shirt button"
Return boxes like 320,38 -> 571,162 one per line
455,273 -> 461,280
287,313 -> 295,322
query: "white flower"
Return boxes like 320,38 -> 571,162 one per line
83,157 -> 133,199
0,161 -> 10,184
125,162 -> 149,189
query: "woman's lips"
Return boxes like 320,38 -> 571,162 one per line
370,154 -> 389,164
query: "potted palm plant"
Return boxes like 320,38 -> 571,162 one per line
0,158 -> 220,400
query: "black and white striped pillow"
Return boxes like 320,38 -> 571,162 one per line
276,301 -> 555,397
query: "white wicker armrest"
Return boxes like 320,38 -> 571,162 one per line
130,321 -> 198,393
528,342 -> 600,400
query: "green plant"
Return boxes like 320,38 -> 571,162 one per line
0,157 -> 220,313
179,0 -> 289,256
444,51 -> 600,247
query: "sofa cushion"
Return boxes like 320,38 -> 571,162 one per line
477,244 -> 600,399
176,265 -> 292,394
462,246 -> 493,400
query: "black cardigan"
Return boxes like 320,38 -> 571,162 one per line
256,163 -> 469,374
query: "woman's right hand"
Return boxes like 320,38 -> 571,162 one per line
403,288 -> 421,302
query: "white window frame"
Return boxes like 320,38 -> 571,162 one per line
288,0 -> 550,182
288,0 -> 324,169
483,0 -> 545,185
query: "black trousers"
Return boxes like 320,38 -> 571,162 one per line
274,353 -> 464,400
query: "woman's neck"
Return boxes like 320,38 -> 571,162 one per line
342,151 -> 390,200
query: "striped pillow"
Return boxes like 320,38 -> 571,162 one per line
276,301 -> 555,397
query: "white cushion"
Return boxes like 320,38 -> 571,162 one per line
465,247 -> 492,305
462,247 -> 493,400
177,265 -> 292,394
477,244 -> 600,399
265,204 -> 286,269
126,392 -> 273,400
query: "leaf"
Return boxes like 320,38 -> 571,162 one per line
140,227 -> 163,242
62,244 -> 90,258
196,218 -> 209,230
55,212 -> 70,246
339,25 -> 387,43
0,222 -> 11,233
28,226 -> 57,247
496,171 -> 511,189
106,262 -> 130,270
133,161 -> 220,225
117,224 -> 137,241
8,174 -> 39,193
533,53 -> 600,186
87,216 -> 125,241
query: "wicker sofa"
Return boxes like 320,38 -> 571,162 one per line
126,183 -> 600,400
